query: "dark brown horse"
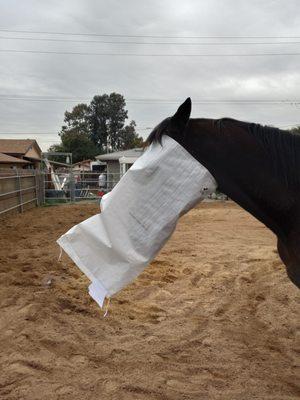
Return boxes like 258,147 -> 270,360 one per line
147,98 -> 300,289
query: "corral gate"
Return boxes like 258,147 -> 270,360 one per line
43,170 -> 121,203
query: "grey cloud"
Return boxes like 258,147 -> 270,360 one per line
0,0 -> 300,150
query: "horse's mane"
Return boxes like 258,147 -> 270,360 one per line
146,117 -> 171,145
217,118 -> 300,187
147,115 -> 300,188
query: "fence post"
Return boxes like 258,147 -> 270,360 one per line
70,171 -> 75,202
34,170 -> 39,206
41,171 -> 45,204
35,170 -> 44,206
16,168 -> 24,213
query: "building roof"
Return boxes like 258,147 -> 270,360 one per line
96,148 -> 144,161
0,152 -> 31,164
0,139 -> 42,158
73,159 -> 92,166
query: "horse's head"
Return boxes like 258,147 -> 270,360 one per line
148,99 -> 300,289
147,99 -> 295,235
147,98 -> 223,167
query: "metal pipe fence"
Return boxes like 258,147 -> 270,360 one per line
43,171 -> 122,203
0,168 -> 43,217
0,166 -> 228,217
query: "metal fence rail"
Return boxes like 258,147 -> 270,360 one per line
43,171 -> 121,203
0,169 -> 44,217
0,166 -> 227,217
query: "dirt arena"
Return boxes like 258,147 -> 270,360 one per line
0,202 -> 299,400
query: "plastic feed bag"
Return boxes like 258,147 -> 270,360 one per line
57,136 -> 217,307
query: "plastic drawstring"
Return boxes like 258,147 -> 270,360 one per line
103,297 -> 110,318
58,246 -> 63,262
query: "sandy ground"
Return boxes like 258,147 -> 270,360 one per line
0,202 -> 299,400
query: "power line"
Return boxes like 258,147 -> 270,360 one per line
2,36 -> 300,46
0,132 -> 58,136
0,138 -> 60,142
0,96 -> 89,102
0,95 -> 299,105
1,29 -> 300,39
2,49 -> 300,57
0,127 -> 154,134
1,122 -> 299,136
126,99 -> 300,104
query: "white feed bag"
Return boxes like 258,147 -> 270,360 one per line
57,136 -> 217,307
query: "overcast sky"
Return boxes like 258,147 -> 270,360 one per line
1,0 -> 300,151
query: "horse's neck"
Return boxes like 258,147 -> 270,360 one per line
188,119 -> 298,240
216,176 -> 289,240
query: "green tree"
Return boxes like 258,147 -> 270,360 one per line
48,93 -> 143,161
89,93 -> 128,152
62,103 -> 90,133
47,132 -> 97,164
290,126 -> 300,134
47,143 -> 64,153
59,130 -> 98,163
55,102 -> 96,163
120,121 -> 144,149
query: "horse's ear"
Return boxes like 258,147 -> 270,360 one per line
171,98 -> 192,128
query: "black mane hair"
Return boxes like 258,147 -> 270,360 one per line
146,117 -> 171,145
217,118 -> 300,187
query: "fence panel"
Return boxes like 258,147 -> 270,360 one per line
0,169 -> 42,217
0,167 -> 227,216
43,171 -> 121,203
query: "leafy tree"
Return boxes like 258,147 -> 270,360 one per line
62,103 -> 90,134
48,92 -> 143,161
47,143 -> 64,153
45,143 -> 66,165
47,133 -> 97,164
290,126 -> 300,134
88,93 -> 128,152
59,130 -> 98,163
120,121 -> 144,149
55,102 -> 96,163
